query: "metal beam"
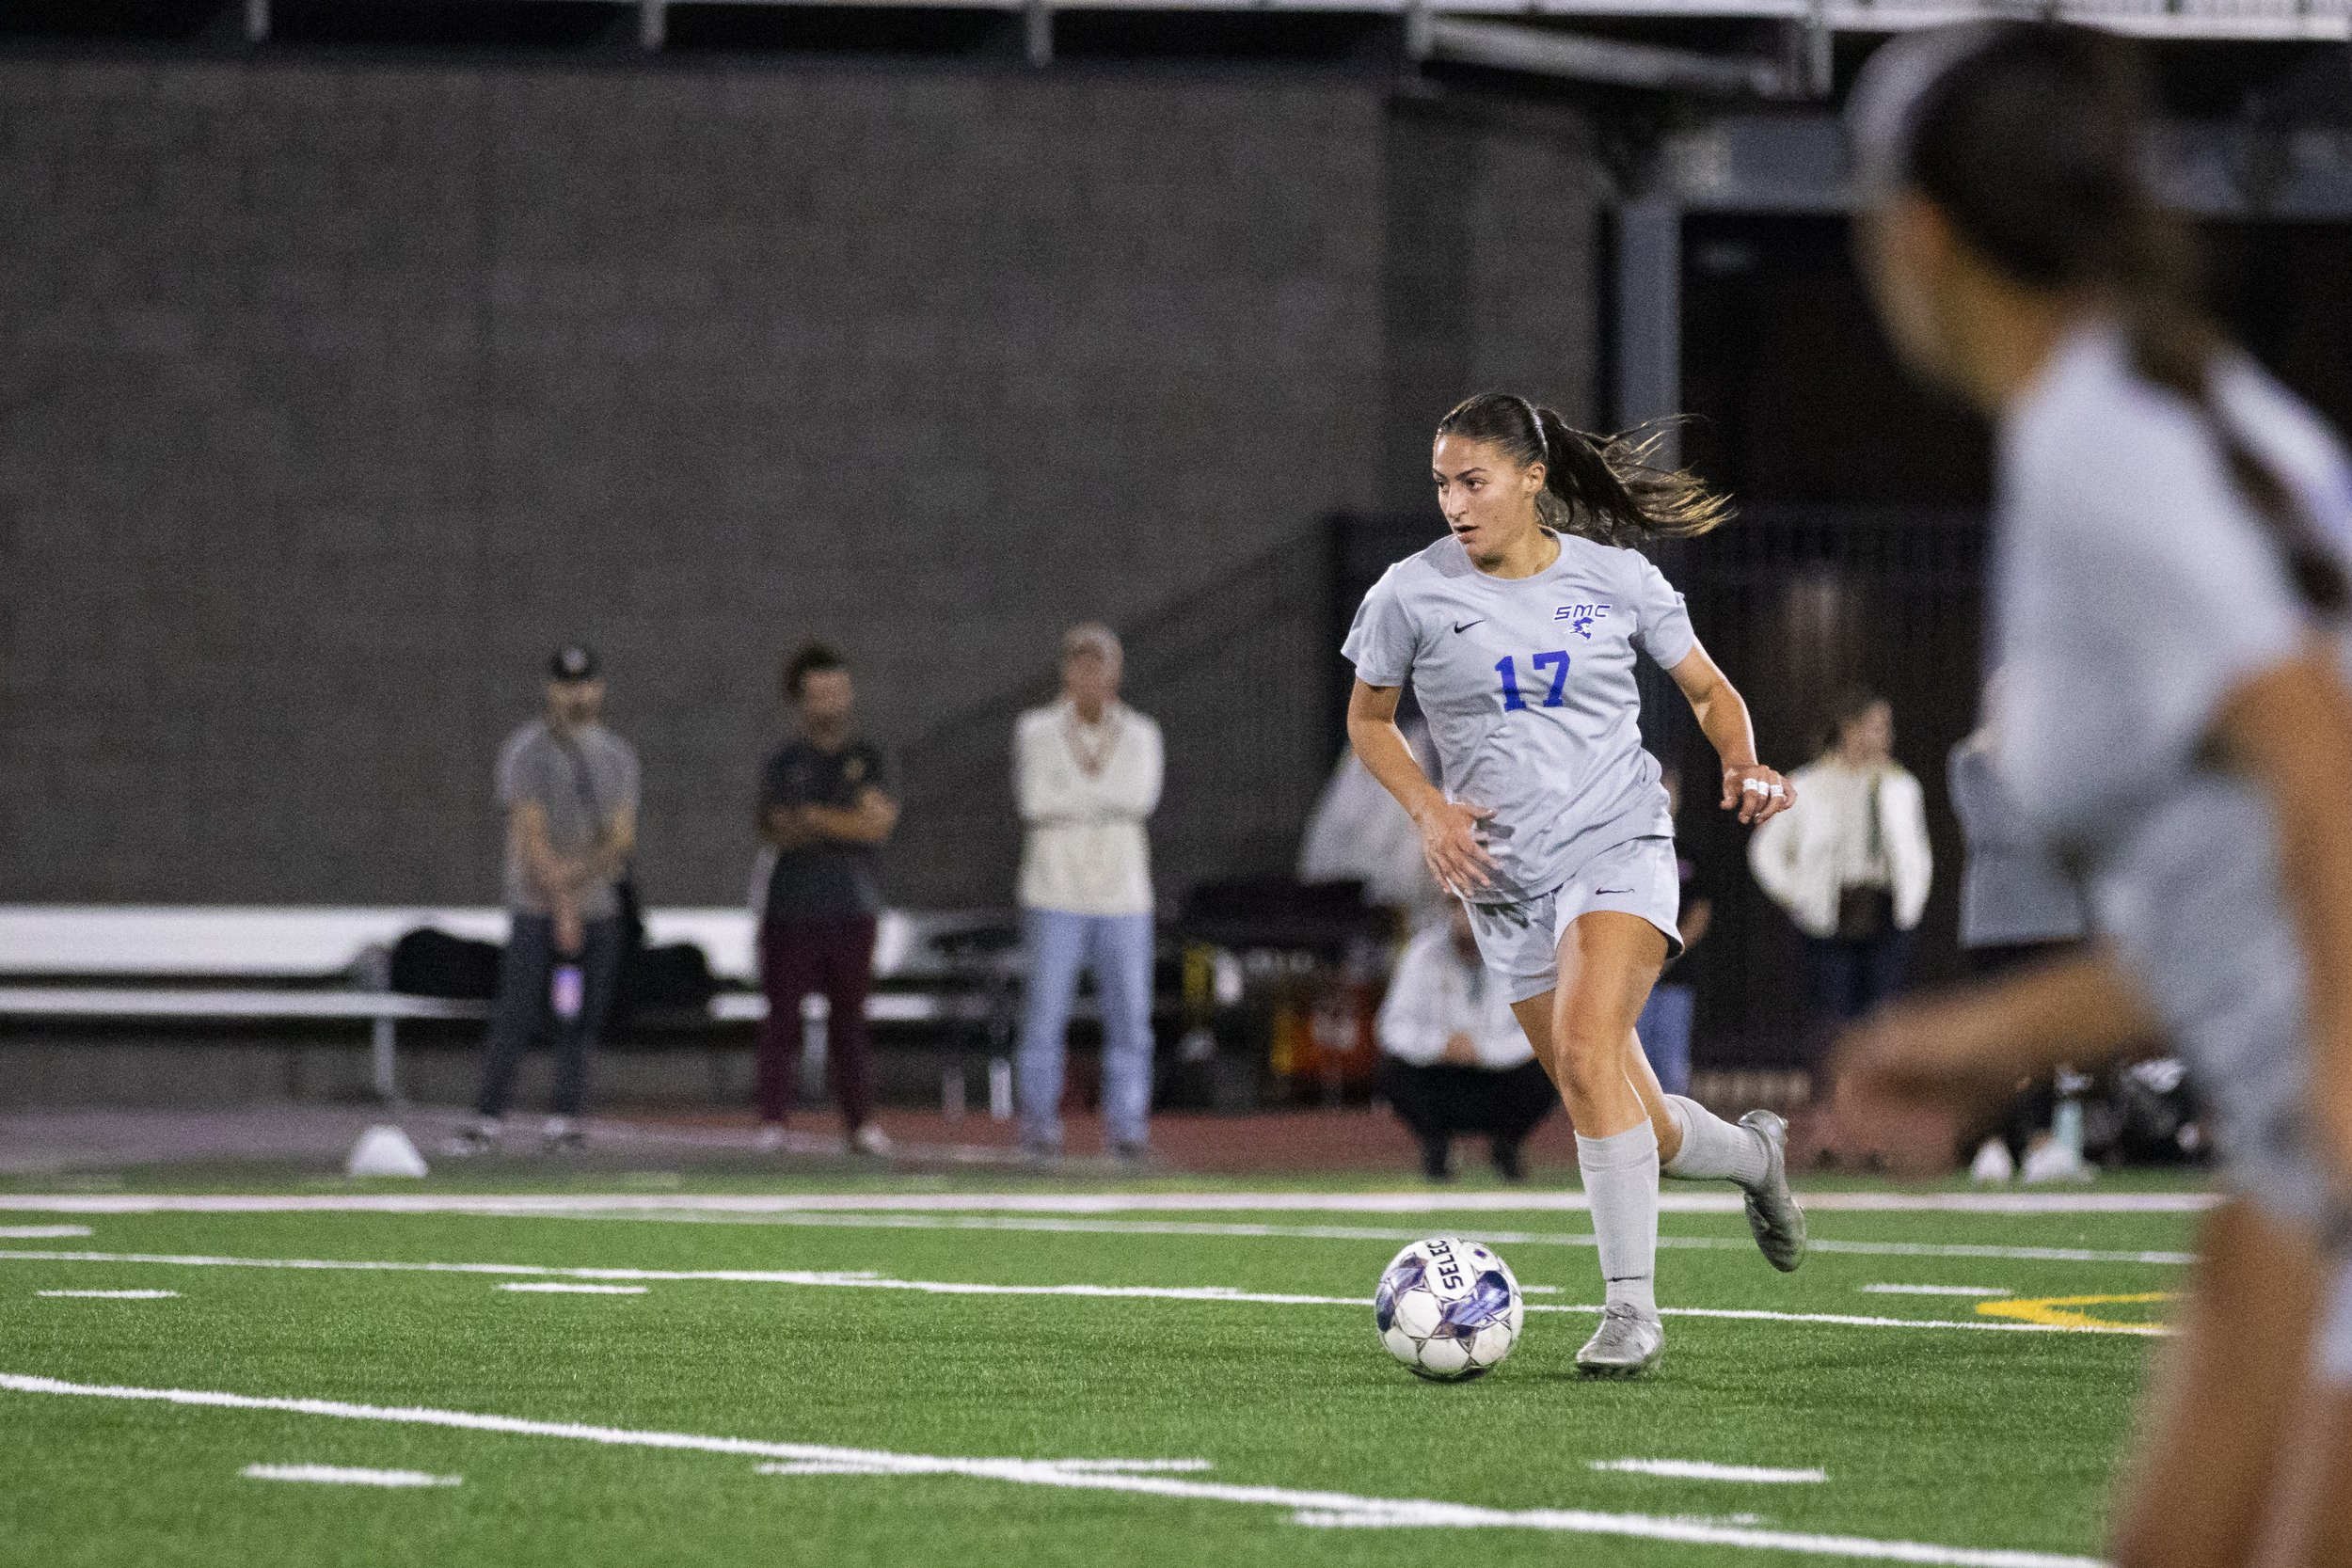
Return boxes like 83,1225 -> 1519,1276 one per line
1615,194 -> 1682,457
1025,0 -> 1054,64
1657,111 -> 2352,219
639,0 -> 666,49
1421,16 -> 1790,97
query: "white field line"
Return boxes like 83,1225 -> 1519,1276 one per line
1862,1285 -> 2013,1298
758,1456 -> 1215,1478
242,1463 -> 459,1488
0,1372 -> 2103,1567
37,1290 -> 177,1299
0,1227 -> 91,1239
498,1283 -> 646,1295
524,1207 -> 2202,1268
1592,1459 -> 1827,1484
0,1191 -> 2218,1216
0,1249 -> 2169,1337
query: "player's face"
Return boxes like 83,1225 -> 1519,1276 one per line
1431,434 -> 1544,564
1855,192 -> 1966,398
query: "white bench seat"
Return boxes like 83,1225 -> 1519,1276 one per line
0,907 -> 999,1103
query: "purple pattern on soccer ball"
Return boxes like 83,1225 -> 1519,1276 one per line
1431,1270 -> 1517,1338
1374,1260 -> 1423,1333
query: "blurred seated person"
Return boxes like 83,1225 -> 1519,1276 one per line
1376,901 -> 1556,1182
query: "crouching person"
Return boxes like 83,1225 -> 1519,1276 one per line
1376,902 -> 1555,1181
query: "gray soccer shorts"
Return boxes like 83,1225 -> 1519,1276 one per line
1462,835 -> 1683,1006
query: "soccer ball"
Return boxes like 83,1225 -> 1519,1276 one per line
1374,1237 -> 1524,1381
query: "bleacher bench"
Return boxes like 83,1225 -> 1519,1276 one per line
0,906 -> 1000,1102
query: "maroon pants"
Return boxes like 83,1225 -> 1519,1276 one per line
756,916 -> 878,1130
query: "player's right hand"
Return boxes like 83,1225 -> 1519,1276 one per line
1828,1002 -> 2001,1175
1414,797 -> 1498,896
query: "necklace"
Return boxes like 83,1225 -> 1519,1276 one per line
1064,705 -> 1123,777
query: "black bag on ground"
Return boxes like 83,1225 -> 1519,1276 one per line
613,942 -> 718,1019
389,927 -> 503,1000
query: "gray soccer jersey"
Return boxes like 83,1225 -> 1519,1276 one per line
1343,531 -> 1696,903
1994,322 -> 2352,1226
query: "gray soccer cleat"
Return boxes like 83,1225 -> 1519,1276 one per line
1739,1109 -> 1807,1273
1575,1303 -> 1665,1379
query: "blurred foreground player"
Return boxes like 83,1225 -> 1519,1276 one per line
1838,24 -> 2352,1565
1376,901 -> 1557,1181
449,644 -> 639,1156
1344,391 -> 1808,1378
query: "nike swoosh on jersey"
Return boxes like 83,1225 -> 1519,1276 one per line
1594,888 -> 1634,895
1453,620 -> 1484,633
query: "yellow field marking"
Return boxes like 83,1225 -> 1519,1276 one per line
1975,1292 -> 2177,1332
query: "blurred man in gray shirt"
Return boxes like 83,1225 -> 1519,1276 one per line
450,644 -> 640,1155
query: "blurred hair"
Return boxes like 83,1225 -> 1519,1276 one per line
1852,22 -> 2347,612
1821,687 -> 1889,758
1061,622 -> 1121,666
1434,393 -> 1731,546
781,640 -> 846,702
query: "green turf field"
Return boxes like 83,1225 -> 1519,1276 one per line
0,1182 -> 2201,1567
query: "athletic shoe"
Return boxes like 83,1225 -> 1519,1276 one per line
850,1123 -> 894,1158
1574,1304 -> 1665,1379
1110,1140 -> 1153,1169
2020,1138 -> 2093,1185
1970,1137 -> 2017,1183
541,1117 -> 582,1155
1738,1109 -> 1807,1273
753,1122 -> 786,1154
442,1120 -> 500,1158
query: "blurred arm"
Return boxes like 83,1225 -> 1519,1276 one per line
1836,947 -> 2158,1102
1669,643 -> 1793,826
2211,647 -> 2352,1180
1017,717 -> 1094,826
803,790 -> 898,846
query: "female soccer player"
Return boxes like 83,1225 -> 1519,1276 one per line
1344,392 -> 1808,1378
1836,24 -> 2352,1563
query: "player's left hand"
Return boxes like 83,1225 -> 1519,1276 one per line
1722,764 -> 1792,826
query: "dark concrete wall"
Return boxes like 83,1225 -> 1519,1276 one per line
0,56 -> 1605,911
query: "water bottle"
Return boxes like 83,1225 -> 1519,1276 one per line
2053,1066 -> 2091,1168
550,963 -> 583,1022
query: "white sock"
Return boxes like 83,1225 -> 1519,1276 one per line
1577,1122 -> 1660,1318
1660,1096 -> 1771,1190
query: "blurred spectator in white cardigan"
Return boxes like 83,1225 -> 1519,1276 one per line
1013,624 -> 1165,1163
1749,688 -> 1931,1099
1297,719 -> 1449,929
1375,902 -> 1557,1182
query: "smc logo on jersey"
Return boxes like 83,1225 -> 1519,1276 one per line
1555,603 -> 1611,639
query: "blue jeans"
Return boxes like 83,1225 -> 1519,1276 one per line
1018,908 -> 1155,1150
1636,981 -> 1695,1099
473,913 -> 623,1119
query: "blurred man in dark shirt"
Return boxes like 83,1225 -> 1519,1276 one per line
755,641 -> 898,1156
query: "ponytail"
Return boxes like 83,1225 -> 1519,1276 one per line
1851,21 -> 2349,614
1435,391 -> 1733,547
